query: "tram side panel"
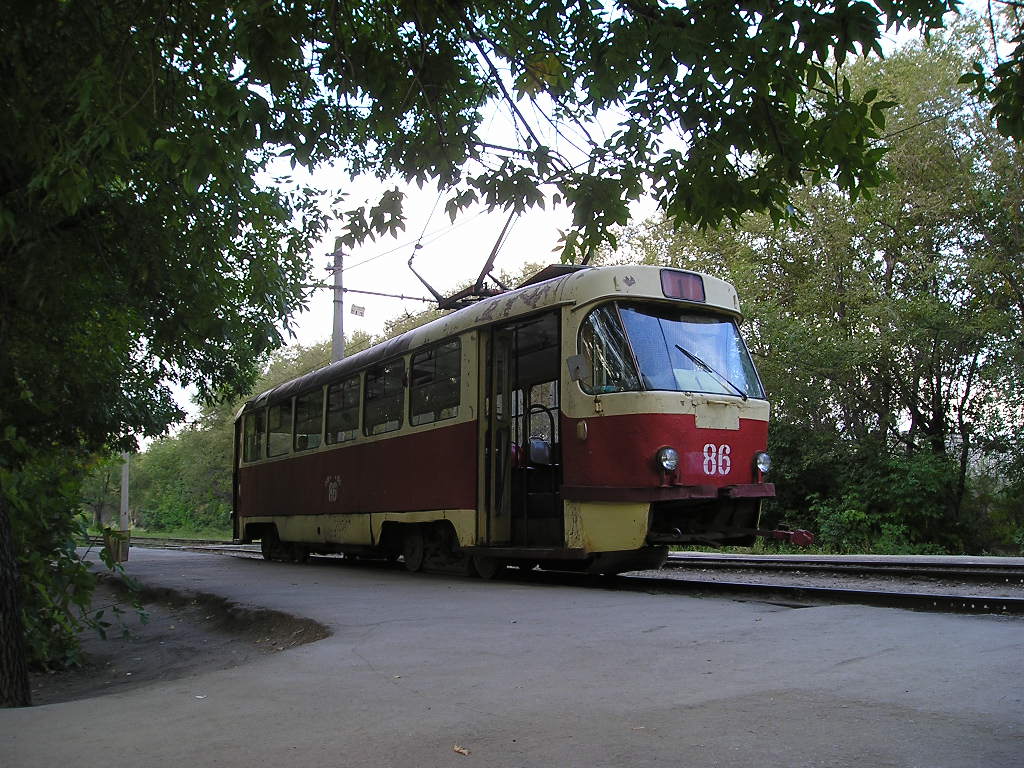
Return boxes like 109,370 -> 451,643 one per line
237,418 -> 478,546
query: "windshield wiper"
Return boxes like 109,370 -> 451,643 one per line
674,344 -> 748,401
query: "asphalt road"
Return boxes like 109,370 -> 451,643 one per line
3,548 -> 1022,767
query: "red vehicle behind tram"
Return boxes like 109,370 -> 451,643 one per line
233,264 -> 774,576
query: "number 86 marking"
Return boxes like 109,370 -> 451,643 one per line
702,444 -> 732,476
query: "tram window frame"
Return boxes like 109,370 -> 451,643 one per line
526,380 -> 560,442
266,402 -> 292,458
293,388 -> 324,452
410,339 -> 461,426
363,359 -> 405,436
577,303 -> 643,395
326,375 -> 361,444
242,409 -> 265,463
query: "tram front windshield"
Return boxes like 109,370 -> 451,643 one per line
579,301 -> 765,399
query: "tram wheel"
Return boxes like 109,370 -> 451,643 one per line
261,530 -> 281,561
403,529 -> 425,572
473,555 -> 505,580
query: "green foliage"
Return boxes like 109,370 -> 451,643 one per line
78,454 -> 124,529
3,0 -> 1013,283
811,494 -> 874,552
131,430 -> 233,534
958,7 -> 1024,139
1,450 -> 133,670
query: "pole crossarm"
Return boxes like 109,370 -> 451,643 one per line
302,283 -> 435,303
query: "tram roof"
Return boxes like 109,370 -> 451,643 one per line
240,264 -> 741,414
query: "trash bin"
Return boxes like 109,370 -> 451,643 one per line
102,529 -> 131,563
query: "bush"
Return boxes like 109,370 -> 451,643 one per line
131,426 -> 233,533
810,493 -> 873,552
3,450 -> 121,670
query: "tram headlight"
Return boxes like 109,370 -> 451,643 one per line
656,446 -> 680,472
754,451 -> 772,474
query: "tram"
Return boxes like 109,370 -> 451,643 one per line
232,264 -> 774,576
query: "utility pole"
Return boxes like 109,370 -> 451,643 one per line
330,237 -> 345,363
117,452 -> 130,562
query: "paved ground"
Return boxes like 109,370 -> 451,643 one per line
3,548 -> 1022,767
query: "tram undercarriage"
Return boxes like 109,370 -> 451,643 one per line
647,498 -> 762,547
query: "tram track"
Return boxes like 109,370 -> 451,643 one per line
87,536 -> 232,549
614,574 -> 1024,615
97,540 -> 1024,616
664,553 -> 1024,584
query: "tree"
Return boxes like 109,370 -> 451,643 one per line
79,455 -> 125,530
612,26 -> 1024,552
2,0 -> 1022,707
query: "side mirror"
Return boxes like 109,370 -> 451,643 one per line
566,354 -> 592,382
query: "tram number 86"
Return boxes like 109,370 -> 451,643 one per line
702,444 -> 732,476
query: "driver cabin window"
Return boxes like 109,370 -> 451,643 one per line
578,304 -> 642,394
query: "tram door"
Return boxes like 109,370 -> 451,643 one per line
480,327 -> 514,545
480,312 -> 563,548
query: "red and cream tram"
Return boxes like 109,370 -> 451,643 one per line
232,264 -> 774,576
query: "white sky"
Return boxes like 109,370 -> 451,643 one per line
291,181 -> 577,347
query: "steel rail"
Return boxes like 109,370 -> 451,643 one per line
664,554 -> 1024,583
615,575 -> 1024,615
87,536 -> 233,549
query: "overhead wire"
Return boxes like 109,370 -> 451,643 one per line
342,206 -> 488,272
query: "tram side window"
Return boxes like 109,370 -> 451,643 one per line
578,304 -> 642,394
294,389 -> 323,451
410,339 -> 461,426
326,376 -> 360,444
364,360 -> 405,436
267,403 -> 291,457
242,410 -> 265,463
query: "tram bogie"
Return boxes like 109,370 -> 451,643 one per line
233,264 -> 774,575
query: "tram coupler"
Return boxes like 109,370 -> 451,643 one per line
758,527 -> 815,547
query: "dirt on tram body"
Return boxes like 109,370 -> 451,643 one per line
29,578 -> 329,706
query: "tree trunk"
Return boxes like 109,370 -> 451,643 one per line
0,493 -> 31,707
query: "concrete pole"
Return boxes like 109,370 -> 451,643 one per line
118,452 -> 130,561
331,237 -> 345,363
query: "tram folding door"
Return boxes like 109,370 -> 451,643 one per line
480,313 -> 564,550
481,327 -> 514,545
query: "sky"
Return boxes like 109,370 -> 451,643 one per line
290,180 -> 581,348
